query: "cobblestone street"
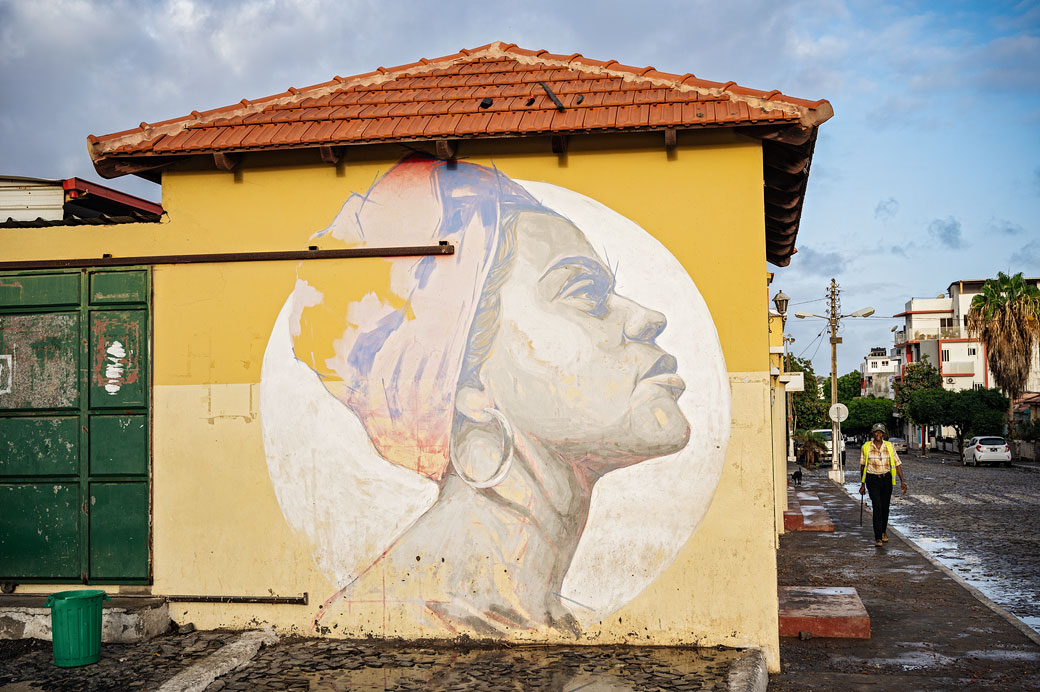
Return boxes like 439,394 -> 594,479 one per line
0,637 -> 746,692
840,453 -> 1040,634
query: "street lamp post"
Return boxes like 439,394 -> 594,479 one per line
772,291 -> 793,462
784,333 -> 796,461
796,278 -> 874,485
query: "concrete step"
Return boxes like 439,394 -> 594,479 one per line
786,489 -> 834,532
0,593 -> 169,643
778,586 -> 870,639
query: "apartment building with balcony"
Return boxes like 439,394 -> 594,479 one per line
892,278 -> 1040,449
861,346 -> 899,399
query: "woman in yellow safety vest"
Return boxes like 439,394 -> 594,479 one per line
859,423 -> 908,547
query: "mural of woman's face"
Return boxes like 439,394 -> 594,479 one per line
479,212 -> 691,470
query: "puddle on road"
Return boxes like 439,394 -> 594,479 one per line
841,482 -> 1040,638
964,649 -> 1040,662
290,646 -> 743,692
833,650 -> 956,671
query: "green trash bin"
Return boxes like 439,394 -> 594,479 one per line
45,590 -> 110,667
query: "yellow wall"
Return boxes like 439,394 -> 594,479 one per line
768,312 -> 789,538
3,132 -> 780,669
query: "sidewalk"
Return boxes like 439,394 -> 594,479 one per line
771,470 -> 1040,691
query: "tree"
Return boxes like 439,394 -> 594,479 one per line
787,356 -> 828,431
894,356 -> 943,455
908,387 -> 1010,460
844,397 -> 896,438
837,370 -> 863,405
966,272 -> 1040,437
793,429 -> 828,469
907,388 -> 947,437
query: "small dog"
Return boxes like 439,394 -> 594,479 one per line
791,468 -> 803,486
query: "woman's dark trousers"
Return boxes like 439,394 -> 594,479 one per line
865,473 -> 893,541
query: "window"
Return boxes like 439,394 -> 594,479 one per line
940,318 -> 954,329
968,347 -> 977,356
942,348 -> 950,362
882,360 -> 889,366
973,383 -> 984,391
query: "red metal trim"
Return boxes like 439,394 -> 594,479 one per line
63,177 -> 163,215
937,337 -> 981,378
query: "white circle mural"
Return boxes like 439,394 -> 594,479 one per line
260,156 -> 730,636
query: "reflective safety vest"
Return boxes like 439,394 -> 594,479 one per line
860,440 -> 898,485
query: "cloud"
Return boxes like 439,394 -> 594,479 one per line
927,217 -> 964,249
791,245 -> 847,275
874,197 -> 899,221
1011,240 -> 1040,269
990,218 -> 1023,235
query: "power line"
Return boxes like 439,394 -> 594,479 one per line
796,326 -> 827,359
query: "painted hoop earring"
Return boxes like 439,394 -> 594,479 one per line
449,408 -> 515,489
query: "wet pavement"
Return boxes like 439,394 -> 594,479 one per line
0,631 -> 238,691
840,452 -> 1040,633
0,635 -> 748,691
773,468 -> 1040,691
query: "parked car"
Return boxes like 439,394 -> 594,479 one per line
962,436 -> 1012,467
889,437 -> 907,453
810,428 -> 846,465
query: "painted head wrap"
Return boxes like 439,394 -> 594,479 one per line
290,155 -> 544,481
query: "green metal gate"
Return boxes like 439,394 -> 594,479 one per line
0,268 -> 150,584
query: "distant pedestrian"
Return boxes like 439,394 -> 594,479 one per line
791,468 -> 802,486
859,423 -> 907,547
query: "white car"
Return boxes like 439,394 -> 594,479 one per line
811,428 -> 846,464
962,436 -> 1012,467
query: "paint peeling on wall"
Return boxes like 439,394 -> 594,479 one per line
261,156 -> 730,639
104,340 -> 127,394
0,314 -> 79,409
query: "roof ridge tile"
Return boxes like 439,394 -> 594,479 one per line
89,40 -> 833,167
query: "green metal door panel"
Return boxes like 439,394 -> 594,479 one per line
0,417 -> 79,477
0,273 -> 79,308
89,310 -> 146,408
89,415 -> 147,476
0,313 -> 80,410
0,483 -> 80,579
88,482 -> 148,580
90,271 -> 148,305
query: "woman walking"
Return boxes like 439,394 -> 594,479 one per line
859,423 -> 907,547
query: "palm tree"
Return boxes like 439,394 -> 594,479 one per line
966,272 -> 1040,436
793,429 -> 828,469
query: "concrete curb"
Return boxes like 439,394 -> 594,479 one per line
156,628 -> 277,692
842,482 -> 1040,647
885,523 -> 1040,648
726,646 -> 767,692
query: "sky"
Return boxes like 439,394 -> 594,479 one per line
1,0 -> 1038,377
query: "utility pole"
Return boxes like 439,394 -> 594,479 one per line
828,279 -> 842,482
795,281 -> 874,486
785,333 -> 796,461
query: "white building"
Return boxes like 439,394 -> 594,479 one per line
892,277 -> 1040,449
861,346 -> 898,399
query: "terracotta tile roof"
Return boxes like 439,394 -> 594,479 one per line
88,42 -> 833,266
90,41 -> 831,160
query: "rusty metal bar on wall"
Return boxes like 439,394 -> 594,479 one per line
0,244 -> 454,271
165,593 -> 309,605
